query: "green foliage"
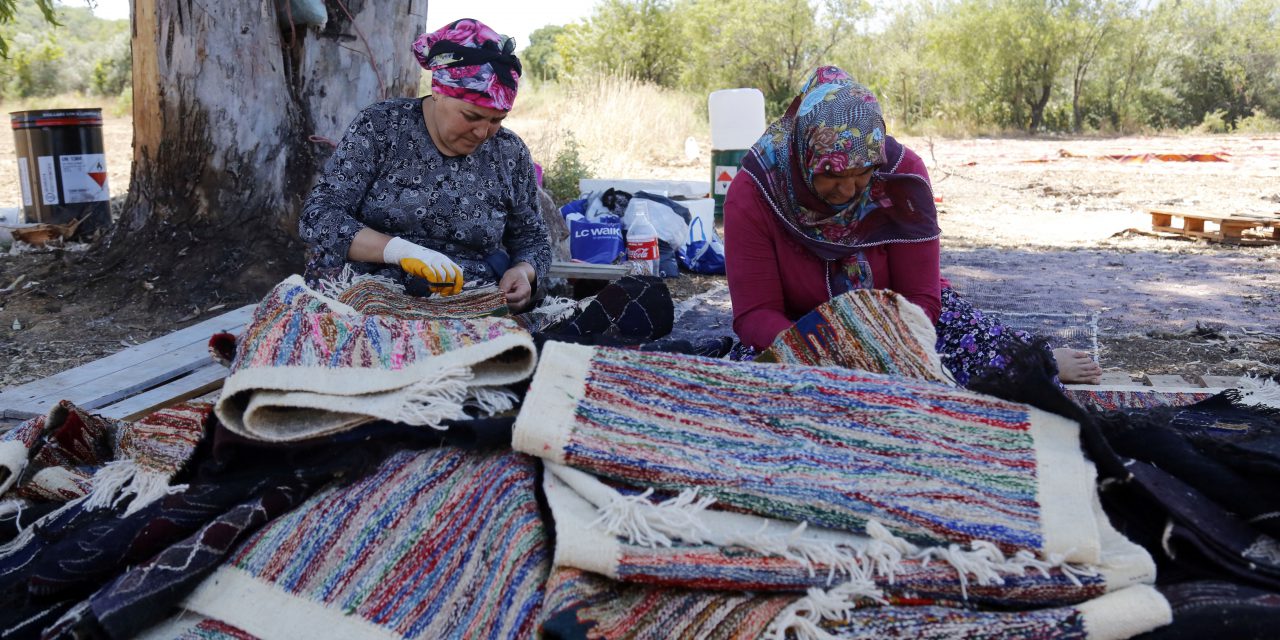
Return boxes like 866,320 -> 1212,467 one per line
543,133 -> 594,205
0,0 -> 59,59
1235,109 -> 1280,133
558,0 -> 685,86
523,24 -> 567,82
0,2 -> 129,99
89,32 -> 131,96
1195,109 -> 1230,134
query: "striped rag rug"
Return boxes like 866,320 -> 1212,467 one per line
0,400 -> 206,519
1066,387 -> 1216,412
516,342 -> 1171,639
177,447 -> 550,640
215,275 -> 537,442
756,289 -> 952,384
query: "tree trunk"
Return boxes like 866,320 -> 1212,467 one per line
108,0 -> 426,301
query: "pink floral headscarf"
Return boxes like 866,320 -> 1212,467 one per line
412,18 -> 522,111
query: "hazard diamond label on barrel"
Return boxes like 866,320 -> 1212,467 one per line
714,165 -> 737,195
58,153 -> 110,203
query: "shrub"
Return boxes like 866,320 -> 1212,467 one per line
542,132 -> 593,205
1193,109 -> 1230,134
1235,109 -> 1280,134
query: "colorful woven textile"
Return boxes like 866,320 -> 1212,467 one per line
216,275 -> 536,442
539,567 -> 1167,640
335,278 -> 510,320
2,419 -> 445,639
539,464 -> 1155,603
0,400 -> 206,515
1066,387 -> 1215,412
137,613 -> 261,640
755,289 -> 951,383
517,342 -> 1102,556
182,448 -> 550,640
517,344 -> 1169,638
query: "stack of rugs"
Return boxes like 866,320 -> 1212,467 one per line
6,278 -> 1278,638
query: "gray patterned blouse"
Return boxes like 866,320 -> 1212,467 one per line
299,98 -> 550,287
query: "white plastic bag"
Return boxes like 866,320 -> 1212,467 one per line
623,194 -> 690,252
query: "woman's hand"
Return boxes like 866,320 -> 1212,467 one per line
499,262 -> 537,312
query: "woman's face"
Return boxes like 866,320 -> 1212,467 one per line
811,165 -> 874,206
427,94 -> 507,156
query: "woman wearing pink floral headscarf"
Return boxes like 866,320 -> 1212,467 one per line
300,18 -> 548,312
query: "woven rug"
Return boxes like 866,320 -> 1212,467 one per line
0,400 -> 206,517
1066,387 -> 1216,412
756,289 -> 952,383
181,447 -> 550,640
517,342 -> 1107,556
215,275 -> 537,442
138,613 -> 261,639
539,566 -> 1167,640
332,277 -> 511,320
517,343 -> 1169,638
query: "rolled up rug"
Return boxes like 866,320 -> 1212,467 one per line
216,275 -> 536,442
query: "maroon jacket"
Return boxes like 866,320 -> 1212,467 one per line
724,146 -> 941,350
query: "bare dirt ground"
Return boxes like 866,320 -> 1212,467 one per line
1,121 -> 1278,391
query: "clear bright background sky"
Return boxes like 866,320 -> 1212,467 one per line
73,0 -> 598,52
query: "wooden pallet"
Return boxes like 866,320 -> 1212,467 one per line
1149,209 -> 1280,245
0,304 -> 255,425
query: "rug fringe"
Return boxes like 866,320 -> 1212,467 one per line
81,460 -> 185,516
314,264 -> 405,300
592,489 -> 1095,597
391,365 -> 474,428
464,386 -> 519,417
1237,375 -> 1280,410
589,487 -> 716,547
892,292 -> 954,384
764,578 -> 887,640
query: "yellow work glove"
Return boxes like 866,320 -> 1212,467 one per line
382,237 -> 465,297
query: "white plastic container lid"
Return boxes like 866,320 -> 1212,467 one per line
708,88 -> 766,151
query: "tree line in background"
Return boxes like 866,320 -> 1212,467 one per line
522,0 -> 1280,134
0,2 -> 130,102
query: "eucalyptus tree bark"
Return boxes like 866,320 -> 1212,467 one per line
111,0 -> 426,292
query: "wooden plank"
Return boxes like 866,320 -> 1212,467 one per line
96,363 -> 228,421
1149,211 -> 1172,227
0,304 -> 255,419
1196,375 -> 1241,389
1144,374 -> 1193,388
1098,372 -> 1137,386
547,261 -> 630,280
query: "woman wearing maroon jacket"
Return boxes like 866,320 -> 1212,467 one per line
724,66 -> 1099,385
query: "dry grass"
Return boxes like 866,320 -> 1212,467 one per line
504,75 -> 710,181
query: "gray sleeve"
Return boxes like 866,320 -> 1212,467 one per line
503,140 -> 552,278
298,106 -> 382,264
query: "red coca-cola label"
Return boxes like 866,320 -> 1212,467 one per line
626,239 -> 659,261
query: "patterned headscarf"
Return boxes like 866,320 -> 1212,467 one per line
740,66 -> 939,291
413,18 -> 522,111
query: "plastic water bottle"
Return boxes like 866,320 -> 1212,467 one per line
626,202 -> 661,277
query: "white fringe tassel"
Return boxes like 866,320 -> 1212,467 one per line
526,295 -> 580,330
81,460 -> 187,517
391,364 -> 474,428
591,490 -> 1098,602
314,264 -> 405,300
463,386 -> 519,417
764,578 -> 888,640
1239,375 -> 1280,410
589,487 -> 717,547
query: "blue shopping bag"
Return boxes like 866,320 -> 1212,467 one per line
569,218 -> 625,264
679,216 -> 726,275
